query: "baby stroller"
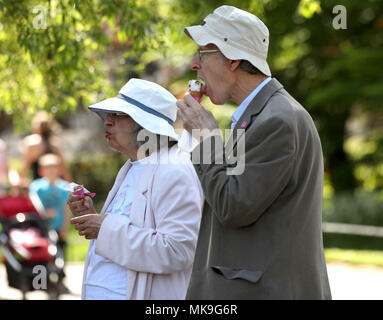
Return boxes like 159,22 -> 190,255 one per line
0,190 -> 66,299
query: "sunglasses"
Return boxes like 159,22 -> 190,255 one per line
104,112 -> 128,120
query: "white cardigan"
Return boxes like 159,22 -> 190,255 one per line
81,146 -> 203,299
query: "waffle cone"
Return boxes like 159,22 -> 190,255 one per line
189,90 -> 203,99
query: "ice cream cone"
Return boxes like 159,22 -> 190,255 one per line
189,90 -> 203,102
188,80 -> 203,103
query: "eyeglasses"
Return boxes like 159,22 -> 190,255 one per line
105,112 -> 127,120
198,49 -> 220,60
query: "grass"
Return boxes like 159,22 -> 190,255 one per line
324,248 -> 383,268
5,221 -> 383,267
65,225 -> 90,262
2,229 -> 383,270
3,242 -> 382,268
4,222 -> 383,268
65,236 -> 89,262
64,228 -> 383,269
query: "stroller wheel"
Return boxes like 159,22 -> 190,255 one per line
19,277 -> 30,300
48,290 -> 59,300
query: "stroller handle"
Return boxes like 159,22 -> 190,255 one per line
0,234 -> 22,272
28,191 -> 49,219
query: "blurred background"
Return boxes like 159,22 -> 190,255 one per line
0,0 -> 383,299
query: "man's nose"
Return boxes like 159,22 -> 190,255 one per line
190,54 -> 201,71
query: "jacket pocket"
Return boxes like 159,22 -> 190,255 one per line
211,265 -> 263,284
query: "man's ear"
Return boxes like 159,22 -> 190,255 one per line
230,60 -> 241,71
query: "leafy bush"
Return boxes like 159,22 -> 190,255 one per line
323,191 -> 383,227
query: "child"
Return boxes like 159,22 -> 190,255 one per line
29,153 -> 71,294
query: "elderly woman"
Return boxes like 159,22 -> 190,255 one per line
68,79 -> 203,300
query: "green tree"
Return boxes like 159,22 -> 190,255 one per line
1,0 -> 382,195
0,0 -> 167,130
263,0 -> 383,193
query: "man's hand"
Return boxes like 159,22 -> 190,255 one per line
67,193 -> 96,217
176,93 -> 220,141
70,214 -> 106,240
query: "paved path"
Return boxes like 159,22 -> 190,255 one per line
1,261 -> 383,300
0,262 -> 83,300
327,262 -> 383,300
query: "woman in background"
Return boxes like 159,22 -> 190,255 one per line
20,111 -> 72,183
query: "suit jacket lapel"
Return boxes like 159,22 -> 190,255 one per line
225,78 -> 284,157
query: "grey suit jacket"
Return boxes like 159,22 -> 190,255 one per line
187,78 -> 332,299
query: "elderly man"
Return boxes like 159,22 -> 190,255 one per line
177,6 -> 331,299
68,78 -> 203,300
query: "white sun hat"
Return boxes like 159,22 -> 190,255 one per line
88,78 -> 179,141
184,5 -> 271,77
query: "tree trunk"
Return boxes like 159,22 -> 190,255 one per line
321,107 -> 357,193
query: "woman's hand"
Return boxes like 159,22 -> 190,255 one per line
67,193 -> 96,217
70,214 -> 107,240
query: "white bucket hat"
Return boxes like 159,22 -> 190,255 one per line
185,5 -> 271,77
88,78 -> 179,141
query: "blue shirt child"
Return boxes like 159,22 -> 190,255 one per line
29,178 -> 70,230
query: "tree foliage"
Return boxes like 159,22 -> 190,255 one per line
263,0 -> 383,193
1,0 -> 382,194
0,0 -> 166,130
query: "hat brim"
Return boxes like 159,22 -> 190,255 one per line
185,26 -> 271,77
89,97 -> 179,141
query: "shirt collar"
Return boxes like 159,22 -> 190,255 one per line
231,77 -> 272,129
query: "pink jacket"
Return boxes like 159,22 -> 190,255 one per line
81,147 -> 203,299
